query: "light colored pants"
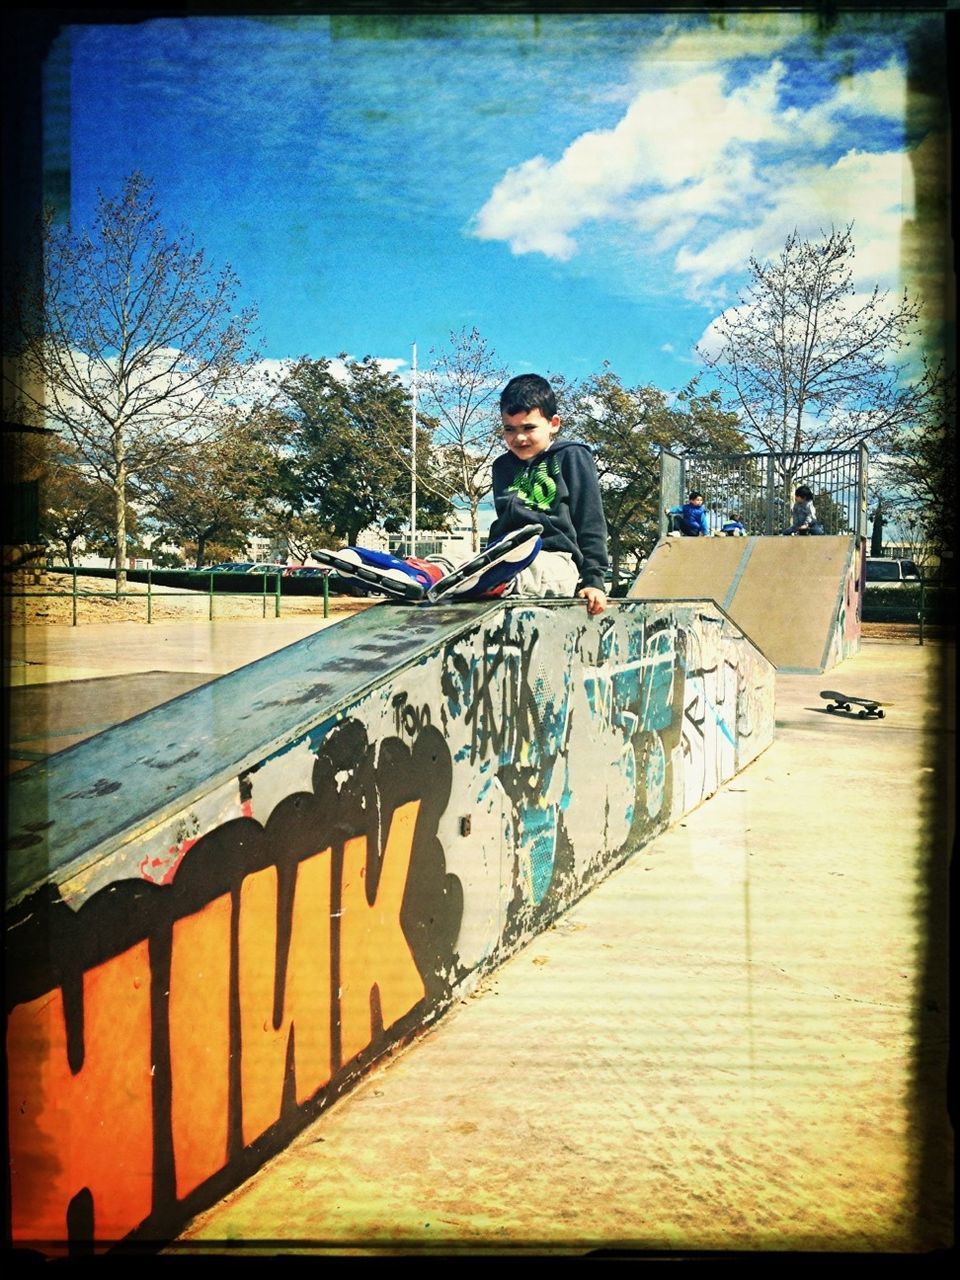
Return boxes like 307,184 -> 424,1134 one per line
507,549 -> 580,599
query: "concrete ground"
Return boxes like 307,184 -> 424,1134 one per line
4,614 -> 349,770
3,614 -> 954,1256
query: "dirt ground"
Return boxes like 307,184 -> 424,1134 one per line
860,620 -> 954,644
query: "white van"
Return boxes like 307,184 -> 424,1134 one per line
865,557 -> 921,585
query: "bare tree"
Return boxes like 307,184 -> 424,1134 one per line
419,327 -> 509,552
698,225 -> 932,501
4,172 -> 261,589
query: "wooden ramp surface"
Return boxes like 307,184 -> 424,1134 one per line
628,535 -> 859,672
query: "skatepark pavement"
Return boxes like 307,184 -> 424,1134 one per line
3,615 -> 954,1255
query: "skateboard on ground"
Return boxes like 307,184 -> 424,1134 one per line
312,525 -> 543,604
820,690 -> 886,719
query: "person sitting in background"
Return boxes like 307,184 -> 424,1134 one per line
721,513 -> 747,536
666,491 -> 710,537
782,485 -> 824,535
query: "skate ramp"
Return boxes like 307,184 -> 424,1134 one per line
6,597 -> 775,1250
628,535 -> 862,673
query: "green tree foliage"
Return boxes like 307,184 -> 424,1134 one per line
274,355 -> 453,546
874,358 -> 956,574
218,403 -> 324,562
697,225 -> 934,503
868,497 -> 888,557
34,438 -> 116,566
4,172 -> 261,588
563,367 -> 746,590
144,413 -> 272,567
811,490 -> 847,535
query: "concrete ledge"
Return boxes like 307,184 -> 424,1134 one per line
6,598 -> 775,1249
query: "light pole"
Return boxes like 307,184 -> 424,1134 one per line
410,342 -> 417,558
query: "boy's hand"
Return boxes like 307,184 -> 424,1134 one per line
578,586 -> 607,616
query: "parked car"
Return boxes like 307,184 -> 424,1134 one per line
865,557 -> 921,585
245,562 -> 286,575
285,565 -> 328,578
328,573 -> 374,597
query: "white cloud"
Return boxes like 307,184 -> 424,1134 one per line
772,57 -> 906,150
695,308 -> 738,361
730,149 -> 914,292
676,228 -> 760,299
253,357 -> 290,380
470,39 -> 913,308
470,156 -> 580,260
629,153 -> 761,248
322,353 -> 408,382
471,62 -> 790,259
832,58 -> 906,121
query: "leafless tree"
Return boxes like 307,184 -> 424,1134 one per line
4,172 -> 261,589
698,225 -> 933,502
419,327 -> 509,552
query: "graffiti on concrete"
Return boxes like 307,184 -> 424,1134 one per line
6,723 -> 460,1246
6,600 -> 774,1249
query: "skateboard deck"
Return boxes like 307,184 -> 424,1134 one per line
312,525 -> 543,605
820,689 -> 886,719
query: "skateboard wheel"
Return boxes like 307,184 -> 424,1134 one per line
859,708 -> 868,718
876,709 -> 885,719
827,704 -> 836,712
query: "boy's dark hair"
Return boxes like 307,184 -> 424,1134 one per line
795,485 -> 814,501
500,373 -> 557,419
687,490 -> 703,501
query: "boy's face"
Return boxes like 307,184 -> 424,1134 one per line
501,408 -> 560,462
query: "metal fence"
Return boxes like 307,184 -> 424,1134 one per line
660,445 -> 869,538
6,568 -> 331,626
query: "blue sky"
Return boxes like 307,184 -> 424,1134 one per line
46,9 -> 946,396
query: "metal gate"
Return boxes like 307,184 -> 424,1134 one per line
660,446 -> 868,538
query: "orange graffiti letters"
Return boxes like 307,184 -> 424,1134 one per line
6,800 -> 427,1246
339,800 -> 426,1063
7,941 -> 154,1246
239,850 -> 333,1148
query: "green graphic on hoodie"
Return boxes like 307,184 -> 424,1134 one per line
508,458 -> 557,512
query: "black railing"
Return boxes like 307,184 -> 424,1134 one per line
862,577 -> 955,644
660,445 -> 869,538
